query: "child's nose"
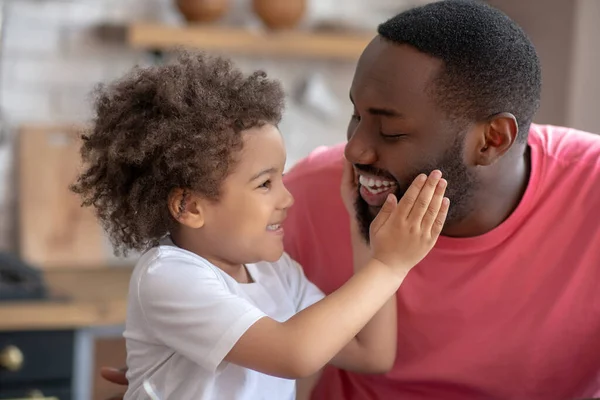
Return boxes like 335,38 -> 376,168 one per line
280,186 -> 294,209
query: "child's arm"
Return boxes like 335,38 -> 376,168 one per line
327,218 -> 398,373
224,169 -> 448,379
225,255 -> 402,379
326,160 -> 398,373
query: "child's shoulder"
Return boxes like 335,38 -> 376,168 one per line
253,251 -> 296,269
132,244 -> 224,288
252,252 -> 305,282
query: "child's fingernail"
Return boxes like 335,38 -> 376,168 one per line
431,170 -> 442,178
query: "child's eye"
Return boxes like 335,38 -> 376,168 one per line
258,180 -> 272,189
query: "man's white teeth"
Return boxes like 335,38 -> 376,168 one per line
364,186 -> 389,194
358,175 -> 396,194
267,224 -> 280,231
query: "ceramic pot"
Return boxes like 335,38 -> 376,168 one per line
252,0 -> 306,30
175,0 -> 230,23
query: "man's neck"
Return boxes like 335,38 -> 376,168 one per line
441,146 -> 531,238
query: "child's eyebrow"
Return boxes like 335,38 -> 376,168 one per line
249,167 -> 277,182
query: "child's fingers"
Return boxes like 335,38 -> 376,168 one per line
431,197 -> 450,237
370,193 -> 397,236
420,178 -> 447,231
396,174 -> 428,219
406,170 -> 442,225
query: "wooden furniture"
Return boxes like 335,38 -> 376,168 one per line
0,268 -> 131,400
91,337 -> 126,400
0,268 -> 131,332
0,330 -> 73,400
17,124 -> 107,270
4,123 -> 133,399
127,22 -> 373,60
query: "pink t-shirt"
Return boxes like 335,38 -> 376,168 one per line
282,124 -> 600,400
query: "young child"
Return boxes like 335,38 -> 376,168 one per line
71,52 -> 449,400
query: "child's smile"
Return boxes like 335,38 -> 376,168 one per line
174,123 -> 294,272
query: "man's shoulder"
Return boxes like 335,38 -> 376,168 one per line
284,143 -> 345,189
281,144 -> 349,259
529,123 -> 600,168
529,123 -> 600,208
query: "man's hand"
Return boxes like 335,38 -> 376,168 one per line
100,366 -> 128,400
340,159 -> 371,270
340,159 -> 359,215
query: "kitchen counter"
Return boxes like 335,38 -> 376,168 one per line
0,267 -> 132,332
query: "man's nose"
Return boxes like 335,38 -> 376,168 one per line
345,132 -> 377,165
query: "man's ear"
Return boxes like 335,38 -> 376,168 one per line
168,188 -> 205,229
474,112 -> 519,166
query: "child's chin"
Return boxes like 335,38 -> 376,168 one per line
261,247 -> 285,263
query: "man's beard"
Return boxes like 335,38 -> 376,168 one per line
354,137 -> 479,243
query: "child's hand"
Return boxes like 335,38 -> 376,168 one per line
369,170 -> 449,276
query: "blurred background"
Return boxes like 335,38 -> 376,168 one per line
0,0 -> 598,399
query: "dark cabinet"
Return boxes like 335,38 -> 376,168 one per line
0,330 -> 73,400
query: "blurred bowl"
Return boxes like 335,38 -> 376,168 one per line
252,0 -> 306,30
175,0 -> 230,23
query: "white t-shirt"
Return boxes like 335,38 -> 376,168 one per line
123,238 -> 325,400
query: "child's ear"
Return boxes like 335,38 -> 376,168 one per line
168,188 -> 205,229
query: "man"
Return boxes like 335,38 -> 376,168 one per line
102,1 -> 600,399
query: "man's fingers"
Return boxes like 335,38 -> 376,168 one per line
341,159 -> 351,184
100,366 -> 129,386
341,160 -> 357,190
341,160 -> 359,211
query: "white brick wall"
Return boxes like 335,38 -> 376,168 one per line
0,0 -> 422,250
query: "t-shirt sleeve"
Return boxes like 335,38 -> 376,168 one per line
136,256 -> 266,372
279,253 -> 325,312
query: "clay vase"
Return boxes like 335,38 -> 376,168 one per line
175,0 -> 230,23
252,0 -> 306,30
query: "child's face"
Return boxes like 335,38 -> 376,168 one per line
200,123 -> 294,264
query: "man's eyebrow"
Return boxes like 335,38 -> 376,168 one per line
349,93 -> 404,118
368,107 -> 404,118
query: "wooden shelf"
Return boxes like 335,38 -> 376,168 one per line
127,23 -> 373,60
0,267 -> 132,331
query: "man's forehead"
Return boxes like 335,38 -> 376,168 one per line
352,38 -> 442,96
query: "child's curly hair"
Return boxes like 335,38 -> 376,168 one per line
70,51 -> 285,255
